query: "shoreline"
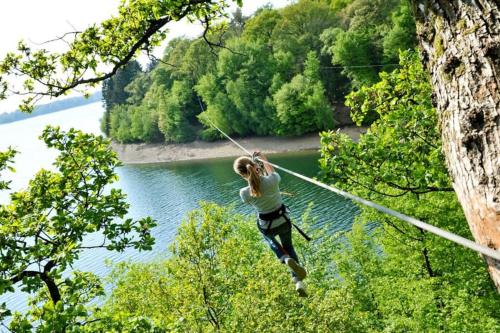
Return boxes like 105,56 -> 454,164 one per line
110,126 -> 365,165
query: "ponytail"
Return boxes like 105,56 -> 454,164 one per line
233,156 -> 262,197
246,164 -> 262,197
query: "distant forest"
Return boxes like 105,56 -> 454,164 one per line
0,92 -> 102,125
101,0 -> 416,144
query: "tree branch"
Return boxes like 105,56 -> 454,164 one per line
200,14 -> 245,57
10,270 -> 41,284
2,0 -> 229,110
145,51 -> 179,68
29,31 -> 82,46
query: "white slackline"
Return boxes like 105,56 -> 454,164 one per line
203,116 -> 500,261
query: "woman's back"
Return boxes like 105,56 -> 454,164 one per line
233,153 -> 308,296
240,172 -> 282,214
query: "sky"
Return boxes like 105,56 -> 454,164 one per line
0,0 -> 292,113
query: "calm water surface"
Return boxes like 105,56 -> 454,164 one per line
0,102 -> 359,313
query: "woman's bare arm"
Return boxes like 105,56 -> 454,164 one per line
255,152 -> 274,174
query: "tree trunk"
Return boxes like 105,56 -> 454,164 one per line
411,0 -> 500,290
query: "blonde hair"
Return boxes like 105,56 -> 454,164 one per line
233,156 -> 261,197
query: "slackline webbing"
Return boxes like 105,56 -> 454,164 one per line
202,116 -> 500,261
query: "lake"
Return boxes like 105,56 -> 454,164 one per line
0,102 -> 358,313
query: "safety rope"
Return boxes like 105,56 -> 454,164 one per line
320,63 -> 400,69
201,115 -> 500,261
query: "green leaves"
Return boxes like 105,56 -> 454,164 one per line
0,148 -> 16,191
157,80 -> 197,143
0,0 -> 240,111
103,0 -> 356,143
316,48 -> 500,332
0,126 -> 156,330
196,39 -> 279,137
320,50 -> 451,197
274,51 -> 334,135
320,0 -> 417,88
101,202 -> 366,332
103,35 -> 218,143
99,201 -> 500,332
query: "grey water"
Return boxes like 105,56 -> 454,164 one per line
0,102 -> 359,315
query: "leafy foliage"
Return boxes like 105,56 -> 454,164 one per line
322,28 -> 382,86
273,51 -> 334,135
316,48 -> 500,331
100,0 -> 416,144
0,149 -> 16,192
382,1 -> 417,63
98,202 -> 500,332
87,47 -> 500,328
108,104 -> 134,143
320,51 -> 451,197
102,61 -> 143,112
158,80 -> 197,143
0,127 -> 156,331
0,0 -> 242,111
99,202 -> 370,332
321,0 -> 416,87
196,39 -> 280,137
101,61 -> 143,135
6,1 -> 493,332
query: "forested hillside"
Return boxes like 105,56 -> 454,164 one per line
101,0 -> 416,143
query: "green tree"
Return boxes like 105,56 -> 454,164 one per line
177,39 -> 217,86
101,202 -> 371,332
0,0 -> 243,112
97,0 -> 419,144
228,8 -> 248,36
382,1 -> 417,63
102,60 -> 143,111
130,104 -> 164,143
409,0 -> 500,289
273,51 -> 334,135
196,39 -> 279,137
0,127 -> 156,331
101,60 -> 143,135
321,0 -> 416,87
318,50 -> 500,330
320,51 -> 451,195
329,0 -> 354,13
99,201 -> 500,332
105,35 -> 217,144
157,81 -> 196,143
269,0 -> 345,103
108,104 -> 134,143
322,28 -> 382,86
0,149 -> 16,192
242,7 -> 281,44
125,72 -> 153,106
271,0 -> 337,67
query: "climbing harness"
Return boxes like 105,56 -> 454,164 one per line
201,115 -> 500,262
259,204 -> 312,241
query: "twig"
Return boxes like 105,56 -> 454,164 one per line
29,31 -> 82,46
200,15 -> 245,57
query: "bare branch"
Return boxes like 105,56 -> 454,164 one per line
200,15 -> 245,57
29,31 -> 82,46
145,50 -> 179,68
